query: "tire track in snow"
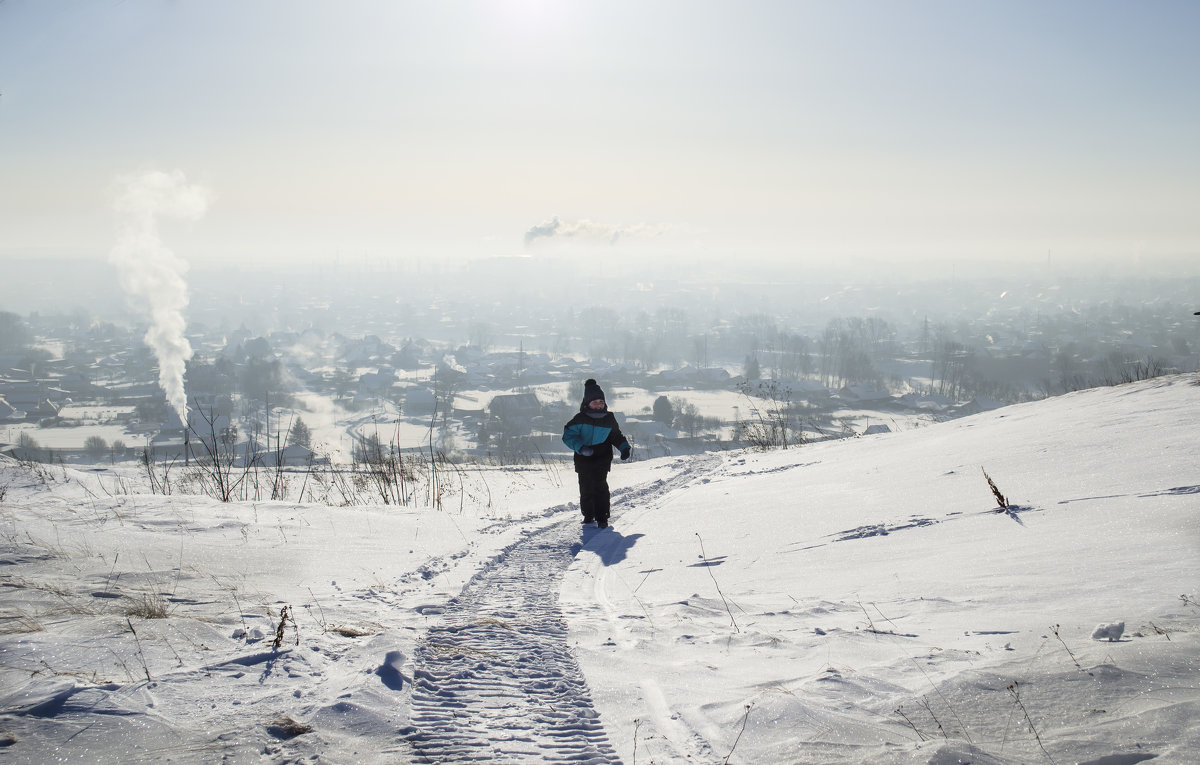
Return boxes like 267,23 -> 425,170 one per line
404,516 -> 621,763
404,455 -> 724,763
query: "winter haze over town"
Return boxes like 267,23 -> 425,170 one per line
1,2 -> 1198,764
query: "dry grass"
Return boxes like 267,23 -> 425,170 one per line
123,592 -> 172,619
427,641 -> 499,660
5,576 -> 72,598
470,617 -> 514,630
0,610 -> 44,634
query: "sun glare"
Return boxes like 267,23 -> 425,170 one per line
492,0 -> 573,37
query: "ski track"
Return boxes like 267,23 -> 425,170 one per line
404,454 -> 724,764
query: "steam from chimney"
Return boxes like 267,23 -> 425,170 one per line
109,170 -> 210,428
523,216 -> 668,248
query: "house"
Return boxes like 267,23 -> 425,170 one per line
621,417 -> 680,459
834,385 -> 893,405
148,430 -> 187,462
0,396 -> 22,421
0,381 -> 67,419
488,393 -> 542,423
342,335 -> 397,366
184,409 -> 237,459
359,367 -> 399,397
482,393 -> 544,452
405,386 -> 437,416
248,442 -> 325,467
896,392 -> 954,412
393,342 -> 424,370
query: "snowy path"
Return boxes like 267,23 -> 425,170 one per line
403,456 -> 722,763
403,516 -> 621,763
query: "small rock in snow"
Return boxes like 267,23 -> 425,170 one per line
1091,621 -> 1124,642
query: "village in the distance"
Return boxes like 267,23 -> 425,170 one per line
2,256 -> 1197,470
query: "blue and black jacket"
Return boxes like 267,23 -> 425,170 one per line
562,409 -> 630,474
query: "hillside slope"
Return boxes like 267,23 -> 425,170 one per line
565,372 -> 1200,764
0,373 -> 1197,764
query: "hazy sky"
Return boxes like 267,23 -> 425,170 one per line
1,0 -> 1197,270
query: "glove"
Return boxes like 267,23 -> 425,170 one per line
579,446 -> 594,457
620,445 -> 631,461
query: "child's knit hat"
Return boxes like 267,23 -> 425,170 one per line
581,378 -> 606,409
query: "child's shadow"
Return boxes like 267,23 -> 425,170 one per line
579,526 -> 644,567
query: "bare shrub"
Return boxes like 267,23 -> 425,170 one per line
141,448 -> 176,495
735,380 -> 800,450
186,404 -> 251,502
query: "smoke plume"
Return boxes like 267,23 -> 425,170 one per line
523,216 -> 668,248
109,170 -> 210,427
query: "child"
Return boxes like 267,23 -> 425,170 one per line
562,379 -> 631,529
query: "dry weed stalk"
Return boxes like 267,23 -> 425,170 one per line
1050,624 -> 1083,671
894,704 -> 929,741
272,605 -> 296,650
723,703 -> 754,764
125,618 -> 152,682
1008,681 -> 1054,763
981,467 -> 1008,509
918,695 -> 949,739
696,532 -> 740,633
35,658 -> 105,684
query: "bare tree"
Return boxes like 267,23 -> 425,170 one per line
84,435 -> 109,462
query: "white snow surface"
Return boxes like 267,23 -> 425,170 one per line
1,373 -> 1198,764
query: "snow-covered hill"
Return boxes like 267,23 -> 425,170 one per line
1,373 -> 1197,764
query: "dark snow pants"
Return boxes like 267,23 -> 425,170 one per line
577,468 -> 611,526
